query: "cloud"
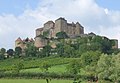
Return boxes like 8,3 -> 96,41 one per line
0,0 -> 120,49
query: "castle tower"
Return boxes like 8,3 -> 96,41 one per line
54,17 -> 67,37
36,28 -> 43,37
75,22 -> 84,35
15,37 -> 25,49
43,21 -> 54,31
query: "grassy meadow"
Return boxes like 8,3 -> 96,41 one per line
0,79 -> 73,83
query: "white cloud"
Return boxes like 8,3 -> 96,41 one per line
0,0 -> 120,49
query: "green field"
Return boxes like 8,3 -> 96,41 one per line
0,57 -> 80,71
21,64 -> 67,73
0,79 -> 73,83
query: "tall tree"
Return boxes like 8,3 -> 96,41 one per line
0,48 -> 6,59
97,54 -> 112,81
42,45 -> 52,57
56,43 -> 64,57
15,47 -> 22,57
63,44 -> 75,57
7,49 -> 14,57
25,42 -> 38,57
80,51 -> 101,81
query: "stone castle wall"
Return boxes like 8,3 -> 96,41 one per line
36,17 -> 84,38
34,17 -> 84,48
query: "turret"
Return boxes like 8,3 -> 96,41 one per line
44,21 -> 54,31
75,22 -> 84,34
15,37 -> 25,50
54,17 -> 67,37
36,28 -> 43,36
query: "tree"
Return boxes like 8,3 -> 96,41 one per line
91,36 -> 113,54
25,42 -> 38,57
66,60 -> 81,75
97,54 -> 112,81
0,48 -> 6,59
7,49 -> 14,57
63,44 -> 75,57
56,31 -> 69,39
15,47 -> 22,57
56,43 -> 64,57
42,45 -> 52,57
0,48 -> 6,54
80,51 -> 101,82
109,53 -> 120,82
66,60 -> 81,83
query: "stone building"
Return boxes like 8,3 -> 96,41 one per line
34,17 -> 84,48
15,17 -> 119,50
15,37 -> 34,50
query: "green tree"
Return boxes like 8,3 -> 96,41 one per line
43,30 -> 50,38
15,47 -> 22,57
80,51 -> 101,81
56,31 -> 69,39
7,49 -> 14,57
109,53 -> 120,82
0,48 -> 6,54
56,43 -> 64,57
97,54 -> 112,81
42,45 -> 52,57
25,42 -> 38,57
0,48 -> 6,59
63,44 -> 75,57
66,60 -> 81,75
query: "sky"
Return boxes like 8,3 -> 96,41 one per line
0,0 -> 120,49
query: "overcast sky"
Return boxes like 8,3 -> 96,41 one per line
0,0 -> 120,49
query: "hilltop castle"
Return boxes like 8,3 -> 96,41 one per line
15,17 -> 118,49
34,17 -> 84,48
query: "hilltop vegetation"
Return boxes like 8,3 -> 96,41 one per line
0,33 -> 120,83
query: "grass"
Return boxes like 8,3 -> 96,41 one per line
0,79 -> 73,83
0,79 -> 90,83
0,57 -> 81,71
21,64 -> 67,73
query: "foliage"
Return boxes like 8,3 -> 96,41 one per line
40,61 -> 51,72
12,62 -> 24,73
66,60 -> 81,75
7,49 -> 14,57
0,48 -> 6,60
15,47 -> 22,57
56,31 -> 69,39
41,45 -> 52,57
43,30 -> 50,38
25,42 -> 39,57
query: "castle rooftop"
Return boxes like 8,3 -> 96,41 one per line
15,37 -> 22,42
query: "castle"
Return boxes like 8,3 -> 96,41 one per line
34,17 -> 84,48
15,17 -> 118,49
15,37 -> 34,50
